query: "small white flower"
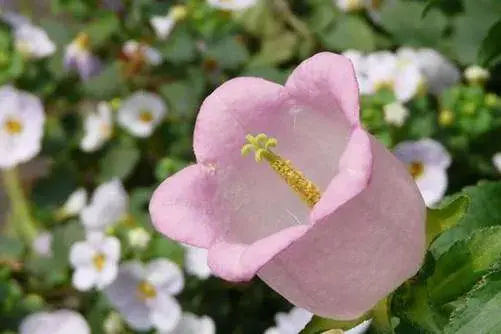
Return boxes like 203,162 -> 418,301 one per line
19,309 -> 90,334
80,179 -> 128,231
150,5 -> 188,40
165,313 -> 216,334
32,231 -> 52,257
335,0 -> 365,12
383,101 -> 409,127
207,0 -> 258,11
103,312 -> 124,334
493,153 -> 501,173
0,85 -> 45,169
128,227 -> 151,250
264,307 -> 313,334
123,40 -> 163,66
393,139 -> 452,206
184,244 -> 211,279
80,102 -> 113,152
58,188 -> 88,218
14,24 -> 56,59
105,259 -> 184,332
69,232 -> 120,291
117,91 -> 167,138
1,11 -> 30,28
64,33 -> 101,80
342,50 -> 371,95
464,65 -> 490,85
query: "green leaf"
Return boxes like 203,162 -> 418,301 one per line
160,81 -> 200,118
379,2 -> 447,47
0,236 -> 24,261
242,66 -> 290,84
248,32 -> 298,67
371,297 -> 394,334
145,235 -> 184,266
205,37 -> 249,70
81,62 -> 125,100
427,226 -> 501,305
478,19 -> 501,67
159,28 -> 197,64
52,221 -> 85,267
302,313 -> 371,334
320,16 -> 376,52
444,271 -> 501,333
98,141 -> 140,182
83,13 -> 120,48
237,1 -> 284,38
426,195 -> 469,246
39,19 -> 76,47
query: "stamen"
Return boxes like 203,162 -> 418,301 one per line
408,161 -> 424,179
92,253 -> 106,272
242,133 -> 321,208
4,118 -> 23,135
136,280 -> 157,300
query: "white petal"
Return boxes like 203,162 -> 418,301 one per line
19,312 -> 53,334
168,313 -> 216,334
51,310 -> 91,334
32,231 -> 53,257
62,188 -> 88,216
101,236 -> 121,262
150,15 -> 176,40
464,65 -> 490,84
69,241 -> 95,267
104,262 -> 142,309
393,139 -> 452,169
146,259 -> 184,295
14,24 -> 56,59
144,46 -> 163,66
72,267 -> 98,291
184,245 -> 211,279
345,319 -> 372,334
95,263 -> 119,289
416,48 -> 459,95
121,301 -> 152,331
493,153 -> 501,173
207,0 -> 258,11
394,63 -> 423,102
149,295 -> 182,332
383,102 -> 409,127
416,166 -> 448,207
128,227 -> 151,249
336,0 -> 365,11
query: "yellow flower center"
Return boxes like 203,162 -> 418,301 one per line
138,110 -> 154,123
136,280 -> 157,300
4,118 -> 23,135
408,161 -> 424,179
242,134 -> 321,208
375,81 -> 394,91
92,253 -> 106,272
75,32 -> 90,50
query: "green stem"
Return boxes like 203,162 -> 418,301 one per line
2,168 -> 38,244
272,0 -> 315,53
371,296 -> 395,333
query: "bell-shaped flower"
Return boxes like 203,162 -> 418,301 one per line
19,310 -> 90,334
207,0 -> 258,11
104,259 -> 184,332
0,85 -> 45,169
80,102 -> 113,152
69,232 -> 121,291
165,313 -> 216,334
80,179 -> 128,231
64,32 -> 101,80
150,52 -> 426,320
117,91 -> 167,138
150,5 -> 188,40
393,138 -> 451,207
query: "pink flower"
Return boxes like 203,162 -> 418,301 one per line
149,52 -> 426,320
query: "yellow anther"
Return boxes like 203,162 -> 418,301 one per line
241,133 -> 322,208
136,280 -> 157,300
92,253 -> 106,271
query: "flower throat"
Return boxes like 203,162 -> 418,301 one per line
241,133 -> 321,208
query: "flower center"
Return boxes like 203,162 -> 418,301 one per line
75,32 -> 90,50
347,0 -> 364,10
4,118 -> 23,135
92,253 -> 106,272
100,123 -> 112,138
138,110 -> 154,123
136,280 -> 157,300
408,161 -> 424,179
242,133 -> 321,208
375,81 -> 394,91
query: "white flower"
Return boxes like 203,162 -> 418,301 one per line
14,24 -> 56,59
150,5 -> 188,40
393,139 -> 452,206
464,65 -> 490,85
32,231 -> 52,257
103,312 -> 124,334
366,51 -> 424,102
128,227 -> 151,249
0,85 -> 45,169
207,0 -> 258,11
493,153 -> 501,173
58,188 -> 88,218
64,33 -> 101,80
19,309 -> 90,334
69,232 -> 120,291
397,48 -> 459,95
105,259 -> 184,332
123,40 -> 163,66
264,307 -> 313,334
80,179 -> 128,231
165,313 -> 216,334
383,101 -> 409,127
335,0 -> 365,12
342,50 -> 371,95
80,102 -> 113,152
117,91 -> 167,138
184,244 -> 211,279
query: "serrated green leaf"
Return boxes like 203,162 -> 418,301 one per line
478,19 -> 501,67
426,195 -> 469,246
320,16 -> 376,52
81,62 -> 125,99
83,13 -> 119,48
427,226 -> 501,305
98,141 -> 140,182
379,2 -> 447,47
205,37 -> 249,70
248,32 -> 298,67
444,271 -> 501,333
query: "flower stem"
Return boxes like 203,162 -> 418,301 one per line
371,296 -> 394,333
2,168 -> 38,244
